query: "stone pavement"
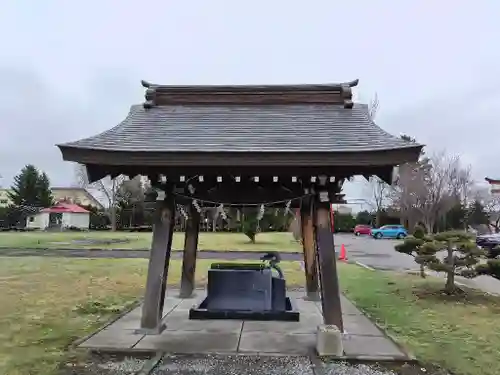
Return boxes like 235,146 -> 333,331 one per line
78,290 -> 411,361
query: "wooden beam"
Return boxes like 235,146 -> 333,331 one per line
179,179 -> 305,205
314,190 -> 344,332
179,204 -> 201,298
84,164 -> 396,183
300,196 -> 320,300
139,193 -> 175,334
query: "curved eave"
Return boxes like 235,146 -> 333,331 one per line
485,177 -> 500,184
57,144 -> 422,168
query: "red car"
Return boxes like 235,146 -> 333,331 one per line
354,224 -> 372,236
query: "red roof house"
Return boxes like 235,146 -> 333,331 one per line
27,202 -> 90,230
40,202 -> 90,214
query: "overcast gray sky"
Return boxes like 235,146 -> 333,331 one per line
0,0 -> 499,205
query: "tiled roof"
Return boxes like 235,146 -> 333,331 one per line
59,103 -> 418,153
41,202 -> 89,213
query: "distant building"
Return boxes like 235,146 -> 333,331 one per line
26,202 -> 90,230
51,187 -> 104,210
331,204 -> 353,215
0,188 -> 10,207
0,187 -> 103,209
485,177 -> 500,196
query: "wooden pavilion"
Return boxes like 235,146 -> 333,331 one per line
57,79 -> 422,334
485,177 -> 500,196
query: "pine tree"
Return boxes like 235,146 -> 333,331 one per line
36,172 -> 54,207
467,199 -> 489,227
8,165 -> 54,208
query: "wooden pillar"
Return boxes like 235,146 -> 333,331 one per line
314,186 -> 344,332
139,193 -> 175,333
179,204 -> 201,298
300,196 -> 320,300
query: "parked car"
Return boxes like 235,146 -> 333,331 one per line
371,225 -> 407,239
476,233 -> 500,258
354,224 -> 372,236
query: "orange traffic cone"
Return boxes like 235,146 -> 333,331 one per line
338,244 -> 348,261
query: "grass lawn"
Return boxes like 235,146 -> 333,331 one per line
0,231 -> 301,252
4,255 -> 496,375
339,264 -> 500,375
0,256 -> 305,375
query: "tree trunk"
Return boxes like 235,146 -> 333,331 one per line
109,179 -> 117,231
110,207 -> 117,231
444,241 -> 456,294
445,270 -> 455,294
129,204 -> 134,228
419,264 -> 426,278
424,217 -> 434,234
376,211 -> 382,227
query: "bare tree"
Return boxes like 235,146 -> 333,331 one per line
449,163 -> 473,206
73,163 -> 125,231
369,92 -> 379,120
363,93 -> 388,226
363,176 -> 389,227
390,162 -> 422,229
413,153 -> 471,233
388,134 -> 425,229
116,176 -> 145,206
390,151 -> 470,233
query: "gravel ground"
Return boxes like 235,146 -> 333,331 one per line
149,355 -> 406,375
60,354 -> 151,375
321,362 -> 396,375
60,353 -> 447,375
152,355 -> 315,375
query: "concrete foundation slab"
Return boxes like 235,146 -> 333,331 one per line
77,290 -> 411,360
343,314 -> 384,336
135,331 -> 240,353
164,311 -> 243,332
239,331 -> 316,355
243,314 -> 322,334
339,295 -> 364,315
80,329 -> 144,349
343,334 -> 406,358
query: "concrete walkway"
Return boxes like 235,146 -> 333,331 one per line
78,290 -> 411,361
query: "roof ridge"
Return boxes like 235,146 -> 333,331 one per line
140,80 -> 359,109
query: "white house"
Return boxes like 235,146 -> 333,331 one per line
27,202 -> 90,230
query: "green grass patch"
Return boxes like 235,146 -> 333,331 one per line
11,254 -> 498,375
338,264 -> 500,375
0,256 -> 305,375
0,231 -> 301,252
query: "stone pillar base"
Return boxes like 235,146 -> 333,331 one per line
316,324 -> 343,356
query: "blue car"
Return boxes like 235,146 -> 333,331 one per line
371,225 -> 407,239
